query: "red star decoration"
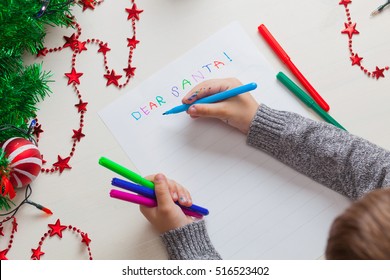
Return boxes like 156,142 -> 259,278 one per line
81,0 -> 95,11
31,246 -> 45,260
127,35 -> 140,49
63,34 -> 79,50
350,54 -> 363,66
0,226 -> 3,236
373,67 -> 385,79
104,70 -> 122,86
76,41 -> 88,53
48,219 -> 67,238
126,4 -> 143,20
37,48 -> 47,57
81,233 -> 91,246
75,100 -> 88,112
72,128 -> 85,142
123,66 -> 136,77
341,22 -> 359,39
12,219 -> 18,232
0,249 -> 9,260
53,155 -> 72,173
98,43 -> 111,55
33,124 -> 44,137
65,68 -> 83,85
339,0 -> 352,7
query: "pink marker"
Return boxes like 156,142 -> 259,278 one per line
109,189 -> 203,219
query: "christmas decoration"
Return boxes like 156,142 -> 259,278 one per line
339,0 -> 389,79
0,217 -> 17,260
31,218 -> 93,260
34,0 -> 143,174
0,0 -> 75,209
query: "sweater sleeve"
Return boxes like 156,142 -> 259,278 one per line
247,104 -> 390,200
161,220 -> 222,260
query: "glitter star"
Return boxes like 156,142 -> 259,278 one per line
48,219 -> 67,238
81,233 -> 91,246
123,66 -> 136,77
350,54 -> 363,66
53,155 -> 72,173
76,41 -> 88,53
341,22 -> 359,39
0,249 -> 9,260
104,70 -> 122,86
65,68 -> 83,85
31,246 -> 45,260
127,35 -> 140,49
125,4 -> 143,20
12,219 -> 18,232
37,48 -> 47,57
75,100 -> 88,112
372,67 -> 385,79
72,128 -> 85,142
339,0 -> 352,7
98,43 -> 111,55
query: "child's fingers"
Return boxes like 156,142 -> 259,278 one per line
187,102 -> 229,121
153,173 -> 175,209
182,79 -> 231,104
177,185 -> 192,207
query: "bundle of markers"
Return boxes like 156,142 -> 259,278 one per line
99,157 -> 209,218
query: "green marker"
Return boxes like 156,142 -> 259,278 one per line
99,157 -> 155,189
276,72 -> 346,131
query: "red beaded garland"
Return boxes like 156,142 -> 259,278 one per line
339,1 -> 389,79
35,0 -> 142,174
0,217 -> 17,260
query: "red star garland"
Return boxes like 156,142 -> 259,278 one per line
339,1 -> 389,79
0,217 -> 18,260
34,0 -> 141,174
31,219 -> 93,260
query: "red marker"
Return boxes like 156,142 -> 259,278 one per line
258,24 -> 330,112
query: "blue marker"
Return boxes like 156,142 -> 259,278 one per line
162,82 -> 258,115
111,178 -> 209,216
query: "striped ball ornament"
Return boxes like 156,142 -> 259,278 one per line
2,137 -> 42,189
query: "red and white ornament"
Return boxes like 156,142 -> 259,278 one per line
1,137 -> 42,190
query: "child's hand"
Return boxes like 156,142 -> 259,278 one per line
140,173 -> 196,233
182,78 -> 260,134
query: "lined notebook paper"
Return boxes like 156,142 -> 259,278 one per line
99,22 -> 350,259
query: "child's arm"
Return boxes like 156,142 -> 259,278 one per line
140,173 -> 222,260
183,79 -> 390,200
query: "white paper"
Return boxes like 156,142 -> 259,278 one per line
99,22 -> 350,259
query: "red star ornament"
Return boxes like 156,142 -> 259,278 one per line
81,0 -> 95,11
65,68 -> 83,85
41,154 -> 47,165
98,43 -> 111,55
350,54 -> 363,66
63,34 -> 79,50
0,249 -> 9,260
123,66 -> 136,77
53,155 -> 72,173
126,4 -> 143,20
72,128 -> 85,142
81,233 -> 91,246
341,22 -> 359,39
48,219 -> 67,238
12,219 -> 18,232
76,41 -> 88,53
33,124 -> 44,137
127,35 -> 140,49
339,0 -> 352,7
31,246 -> 45,260
104,70 -> 122,86
37,48 -> 47,57
0,226 -> 3,236
75,100 -> 88,112
373,67 -> 385,79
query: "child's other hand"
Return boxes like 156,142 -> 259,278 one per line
182,78 -> 260,134
140,173 -> 196,233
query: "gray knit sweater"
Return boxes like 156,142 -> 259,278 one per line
161,104 -> 390,260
